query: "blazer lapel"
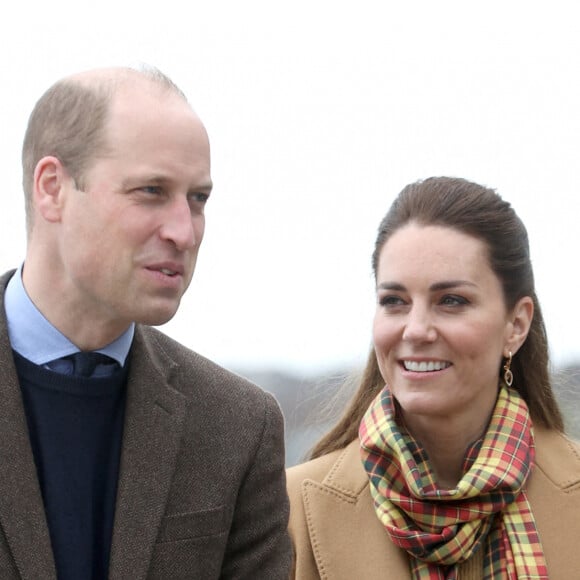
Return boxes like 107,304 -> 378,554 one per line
108,327 -> 188,580
302,441 -> 409,579
0,273 -> 57,579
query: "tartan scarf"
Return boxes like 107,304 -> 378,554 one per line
359,384 -> 548,580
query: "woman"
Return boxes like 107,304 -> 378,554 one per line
287,177 -> 580,579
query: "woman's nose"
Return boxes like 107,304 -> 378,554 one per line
402,306 -> 437,343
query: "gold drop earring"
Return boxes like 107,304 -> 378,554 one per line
503,351 -> 513,387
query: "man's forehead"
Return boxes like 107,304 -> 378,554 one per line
67,68 -> 187,110
107,89 -> 203,140
67,66 -> 144,87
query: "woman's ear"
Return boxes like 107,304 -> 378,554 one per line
33,156 -> 70,224
504,296 -> 534,357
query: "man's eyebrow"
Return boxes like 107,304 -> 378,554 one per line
194,180 -> 213,193
121,174 -> 168,188
122,175 -> 213,192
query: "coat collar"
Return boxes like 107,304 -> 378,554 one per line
301,440 -> 409,579
0,271 -> 189,580
299,427 -> 580,580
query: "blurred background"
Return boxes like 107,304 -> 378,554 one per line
2,1 -> 579,464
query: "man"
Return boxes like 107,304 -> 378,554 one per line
0,66 -> 292,579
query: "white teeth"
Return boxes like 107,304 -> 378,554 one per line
403,360 -> 450,372
160,268 -> 177,276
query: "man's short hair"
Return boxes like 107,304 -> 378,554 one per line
21,65 -> 187,233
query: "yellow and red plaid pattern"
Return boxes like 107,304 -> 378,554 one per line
359,384 -> 548,579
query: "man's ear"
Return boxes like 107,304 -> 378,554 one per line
33,156 -> 71,223
504,296 -> 534,357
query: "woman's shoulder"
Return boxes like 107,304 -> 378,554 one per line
287,447 -> 347,489
286,439 -> 368,499
528,429 -> 580,578
533,427 -> 580,488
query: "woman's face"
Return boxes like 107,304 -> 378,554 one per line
373,222 -> 531,428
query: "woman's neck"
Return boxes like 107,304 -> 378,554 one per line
403,411 -> 492,489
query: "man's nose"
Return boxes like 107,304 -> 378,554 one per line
159,197 -> 199,251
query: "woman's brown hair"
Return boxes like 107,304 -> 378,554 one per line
310,176 -> 563,459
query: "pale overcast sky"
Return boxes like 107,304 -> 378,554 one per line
1,1 -> 579,375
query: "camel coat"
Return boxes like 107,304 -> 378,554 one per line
287,427 -> 580,579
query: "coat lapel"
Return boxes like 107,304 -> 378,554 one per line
0,272 -> 57,579
108,327 -> 188,580
302,441 -> 409,579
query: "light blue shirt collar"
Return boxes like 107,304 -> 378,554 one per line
4,265 -> 134,366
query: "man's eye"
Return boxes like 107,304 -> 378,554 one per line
189,192 -> 210,204
141,186 -> 162,195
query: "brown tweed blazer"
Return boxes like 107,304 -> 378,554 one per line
0,271 -> 292,579
288,428 -> 580,579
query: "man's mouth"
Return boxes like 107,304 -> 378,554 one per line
146,262 -> 185,277
159,268 -> 179,277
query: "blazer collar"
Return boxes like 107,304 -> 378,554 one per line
302,440 -> 409,579
0,270 -> 57,578
108,325 -> 189,580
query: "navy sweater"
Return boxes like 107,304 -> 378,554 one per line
14,351 -> 128,580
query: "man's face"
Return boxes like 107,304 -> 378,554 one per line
55,84 -> 212,336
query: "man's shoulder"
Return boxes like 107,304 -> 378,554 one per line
135,324 -> 227,373
0,269 -> 16,298
134,325 -> 275,407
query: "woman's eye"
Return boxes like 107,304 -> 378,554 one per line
378,295 -> 406,307
440,295 -> 468,306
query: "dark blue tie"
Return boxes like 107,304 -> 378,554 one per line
66,352 -> 117,378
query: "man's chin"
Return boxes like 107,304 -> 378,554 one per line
135,304 -> 181,327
